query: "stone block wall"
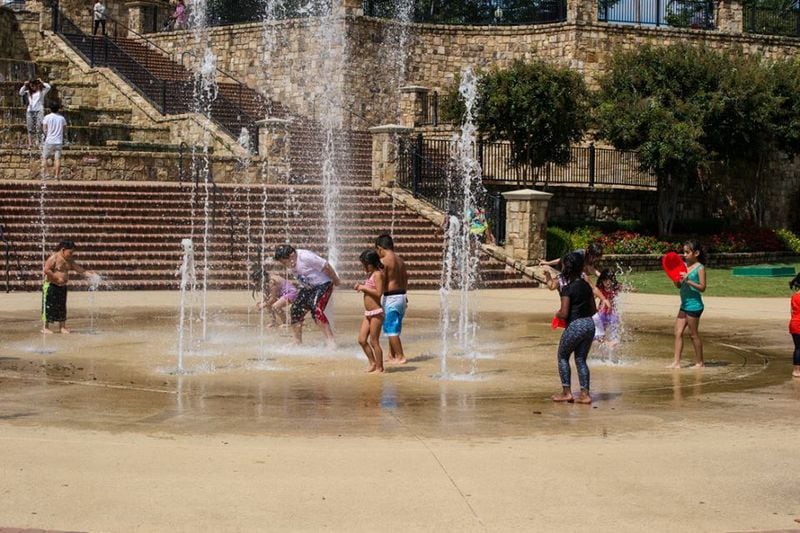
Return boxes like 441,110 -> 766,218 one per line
146,10 -> 800,128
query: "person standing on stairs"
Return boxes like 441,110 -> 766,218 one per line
92,0 -> 107,35
19,77 -> 51,149
41,102 -> 67,180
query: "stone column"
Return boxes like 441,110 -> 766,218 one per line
256,118 -> 292,184
716,0 -> 744,33
334,0 -> 363,16
369,124 -> 412,190
569,0 -> 598,24
502,189 -> 553,265
125,0 -> 165,35
399,86 -> 430,129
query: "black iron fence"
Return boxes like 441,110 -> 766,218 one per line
52,8 -> 260,152
598,0 -> 715,28
744,2 -> 800,36
399,135 -> 656,190
396,134 -> 508,244
1,0 -> 26,11
364,0 -> 567,25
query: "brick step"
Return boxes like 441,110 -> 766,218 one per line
0,212 -> 433,225
5,278 -> 536,292
0,106 -> 132,126
6,262 -> 527,283
0,181 -> 382,194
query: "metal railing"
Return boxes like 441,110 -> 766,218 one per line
1,0 -> 26,11
396,133 -> 505,243
598,0 -> 715,28
744,2 -> 800,36
53,8 -> 261,152
363,0 -> 567,25
0,58 -> 37,82
398,135 -> 657,190
418,91 -> 441,127
0,223 -> 22,293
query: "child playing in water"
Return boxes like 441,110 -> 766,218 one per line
552,251 -> 597,404
541,243 -> 610,310
669,239 -> 706,369
593,269 -> 621,344
354,250 -> 385,373
41,240 -> 96,334
789,273 -> 800,378
256,265 -> 298,328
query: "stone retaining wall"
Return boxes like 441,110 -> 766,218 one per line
599,252 -> 800,271
146,8 -> 800,127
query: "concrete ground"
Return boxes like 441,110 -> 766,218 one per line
0,288 -> 798,532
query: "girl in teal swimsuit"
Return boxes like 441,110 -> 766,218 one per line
669,240 -> 706,369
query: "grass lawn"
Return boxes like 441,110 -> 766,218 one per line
623,263 -> 800,297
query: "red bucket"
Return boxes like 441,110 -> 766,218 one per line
661,251 -> 687,282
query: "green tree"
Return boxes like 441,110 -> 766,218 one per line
596,45 -> 728,235
443,60 -> 589,174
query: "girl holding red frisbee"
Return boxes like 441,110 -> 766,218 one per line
669,240 -> 706,369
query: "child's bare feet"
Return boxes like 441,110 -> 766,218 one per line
690,363 -> 705,368
41,327 -> 53,335
365,363 -> 377,373
369,366 -> 384,374
793,370 -> 800,378
325,340 -> 337,351
60,327 -> 71,334
388,356 -> 407,365
667,362 -> 681,369
575,391 -> 592,404
551,392 -> 574,402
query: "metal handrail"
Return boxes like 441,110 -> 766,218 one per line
0,57 -> 37,81
101,13 -> 258,113
0,223 -> 22,293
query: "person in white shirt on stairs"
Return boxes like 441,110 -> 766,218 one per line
41,102 -> 67,180
18,77 -> 51,148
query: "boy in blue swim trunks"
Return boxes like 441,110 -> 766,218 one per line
375,234 -> 409,364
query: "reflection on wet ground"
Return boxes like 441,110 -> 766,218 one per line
0,300 -> 792,439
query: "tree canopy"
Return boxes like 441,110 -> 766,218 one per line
595,44 -> 800,234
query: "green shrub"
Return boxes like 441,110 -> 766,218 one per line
547,227 -> 573,260
569,226 -> 603,250
777,228 -> 800,253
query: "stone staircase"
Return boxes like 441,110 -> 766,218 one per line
0,180 -> 537,291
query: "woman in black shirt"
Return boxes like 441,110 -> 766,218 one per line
552,252 -> 597,404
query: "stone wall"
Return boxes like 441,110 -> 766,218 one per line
0,7 -> 34,61
598,252 -> 800,271
146,10 -> 800,127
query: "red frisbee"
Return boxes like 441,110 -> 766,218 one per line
661,251 -> 687,282
551,316 -> 566,329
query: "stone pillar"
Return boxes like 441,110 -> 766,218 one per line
256,118 -> 292,184
126,1 -> 165,35
369,124 -> 412,190
334,0 -> 363,16
569,0 -> 598,24
716,0 -> 744,33
502,189 -> 553,265
399,85 -> 429,129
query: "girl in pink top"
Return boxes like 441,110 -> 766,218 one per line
256,267 -> 298,328
789,273 -> 800,378
172,0 -> 187,30
354,249 -> 384,373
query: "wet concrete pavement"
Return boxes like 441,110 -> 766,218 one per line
1,289 -> 798,531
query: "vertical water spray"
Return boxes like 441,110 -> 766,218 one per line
439,66 -> 483,377
382,0 -> 414,234
177,238 -> 197,373
189,0 -> 218,340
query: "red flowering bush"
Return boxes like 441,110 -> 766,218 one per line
597,231 -> 675,254
706,226 -> 786,253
